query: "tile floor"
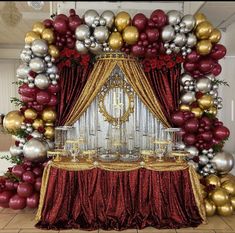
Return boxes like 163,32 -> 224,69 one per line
0,207 -> 235,233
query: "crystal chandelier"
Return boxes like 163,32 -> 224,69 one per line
0,2 -> 22,27
27,1 -> 45,11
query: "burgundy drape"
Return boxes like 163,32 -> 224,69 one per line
36,167 -> 203,231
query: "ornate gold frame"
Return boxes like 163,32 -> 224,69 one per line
98,74 -> 134,126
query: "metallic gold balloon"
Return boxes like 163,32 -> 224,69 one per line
180,104 -> 191,111
221,180 -> 235,196
210,188 -> 229,206
48,45 -> 60,59
196,39 -> 212,55
198,94 -> 213,110
41,107 -> 57,123
32,118 -> 44,130
209,28 -> 221,44
108,32 -> 123,50
194,12 -> 207,28
24,108 -> 38,120
230,196 -> 235,210
207,106 -> 218,116
3,111 -> 25,135
44,126 -> 55,140
217,203 -> 233,216
201,188 -> 208,199
122,26 -> 139,45
25,31 -> 41,45
195,21 -> 213,39
191,107 -> 203,118
205,199 -> 216,217
115,11 -> 131,32
205,174 -> 221,188
45,122 -> 54,127
32,22 -> 45,35
42,28 -> 55,44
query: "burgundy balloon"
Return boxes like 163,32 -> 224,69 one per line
186,50 -> 200,63
140,32 -> 147,41
19,84 -> 38,98
69,9 -> 76,16
53,18 -> 68,34
143,40 -> 149,47
147,19 -> 155,28
43,19 -> 53,28
132,13 -> 148,32
183,62 -> 197,72
32,104 -> 44,112
201,116 -> 212,128
68,15 -> 82,31
146,28 -> 159,42
171,111 -> 185,126
131,45 -> 145,57
210,44 -> 227,60
67,40 -> 76,49
184,118 -> 199,133
34,177 -> 42,192
0,191 -> 14,204
200,131 -> 213,142
13,182 -> 19,189
26,193 -> 39,209
177,128 -> 186,138
47,95 -> 58,106
12,165 -> 25,178
55,14 -> 69,22
32,167 -> 43,177
17,182 -> 34,198
183,134 -> 196,145
48,84 -> 60,93
9,194 -> 26,210
213,125 -> 230,140
22,171 -> 36,184
211,63 -> 222,76
198,58 -> 215,73
5,180 -> 15,191
36,91 -> 51,105
150,9 -> 167,28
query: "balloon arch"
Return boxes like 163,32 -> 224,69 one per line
1,8 -> 234,216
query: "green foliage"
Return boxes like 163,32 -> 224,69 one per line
15,128 -> 28,138
0,154 -> 23,165
212,79 -> 229,87
212,138 -> 229,153
10,97 -> 25,107
12,80 -> 24,86
4,171 -> 21,182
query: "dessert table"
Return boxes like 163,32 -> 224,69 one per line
35,158 -> 206,231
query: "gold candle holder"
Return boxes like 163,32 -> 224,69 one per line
171,151 -> 189,163
47,149 -> 67,162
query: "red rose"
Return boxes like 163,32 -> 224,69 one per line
26,135 -> 33,141
196,92 -> 204,99
163,54 -> 172,62
29,71 -> 36,78
15,141 -> 20,146
176,56 -> 184,63
166,61 -> 175,68
205,184 -> 216,193
65,60 -> 71,67
38,127 -> 45,134
24,118 -> 34,124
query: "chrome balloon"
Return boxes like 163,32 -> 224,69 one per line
180,91 -> 196,104
83,9 -> 99,26
186,33 -> 197,48
167,10 -> 183,25
196,78 -> 212,93
34,74 -> 50,89
9,145 -> 23,157
185,146 -> 199,157
101,10 -> 115,29
75,40 -> 88,54
89,42 -> 103,55
94,26 -> 109,43
46,65 -> 58,74
181,14 -> 196,32
75,25 -> 91,41
31,130 -> 43,139
199,155 -> 209,165
16,64 -> 30,78
29,57 -> 46,73
173,33 -> 187,47
161,25 -> 175,42
31,39 -> 48,57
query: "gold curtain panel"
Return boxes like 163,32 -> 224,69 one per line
64,52 -> 170,127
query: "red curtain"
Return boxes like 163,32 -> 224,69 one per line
36,167 -> 203,230
142,55 -> 183,125
55,49 -> 93,126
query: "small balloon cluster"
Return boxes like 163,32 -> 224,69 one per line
161,10 -> 197,56
201,174 -> 235,217
0,160 -> 43,209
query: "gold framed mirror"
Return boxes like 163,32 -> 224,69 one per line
98,74 -> 134,126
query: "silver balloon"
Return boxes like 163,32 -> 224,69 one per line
75,24 -> 91,41
47,65 -> 58,74
203,166 -> 210,173
199,155 -> 209,165
101,10 -> 115,29
185,146 -> 199,157
10,145 -> 23,157
207,153 -> 214,159
29,57 -> 46,73
46,140 -> 55,150
75,40 -> 88,54
89,42 -> 103,55
173,33 -> 187,47
181,14 -> 196,32
173,46 -> 181,53
196,78 -> 212,93
211,151 -> 235,175
167,10 -> 183,25
31,130 -> 43,139
180,91 -> 196,104
186,33 -> 197,48
34,74 -> 50,89
23,138 -> 48,162
161,25 -> 175,42
16,64 -> 30,78
20,50 -> 32,63
31,39 -> 48,57
180,73 -> 194,86
94,26 -> 109,43
83,9 -> 99,26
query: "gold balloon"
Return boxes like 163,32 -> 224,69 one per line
24,108 -> 38,120
217,203 -> 233,216
198,94 -> 213,110
194,12 -> 207,28
210,188 -> 229,206
32,22 -> 45,35
191,107 -> 203,118
115,11 -> 131,32
230,196 -> 235,210
207,106 -> 218,116
41,107 -> 57,123
205,199 -> 216,217
108,32 -> 123,50
205,174 -> 221,188
221,180 -> 235,196
25,31 -> 41,45
196,21 -> 213,40
180,104 -> 191,111
42,28 -> 55,44
32,118 -> 44,130
201,189 -> 208,199
3,111 -> 25,135
44,126 -> 55,140
196,39 -> 212,55
122,26 -> 139,45
209,28 -> 221,44
48,45 -> 60,58
45,122 -> 54,127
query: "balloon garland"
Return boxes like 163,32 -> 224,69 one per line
1,9 -> 232,215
